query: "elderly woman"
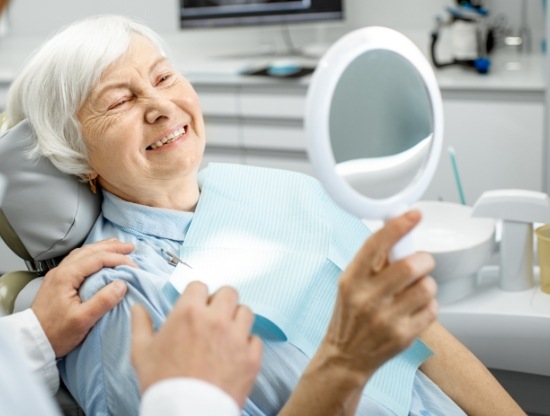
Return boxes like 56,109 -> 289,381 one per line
1,15 -> 523,416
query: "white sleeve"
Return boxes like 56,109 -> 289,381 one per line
0,308 -> 59,395
140,378 -> 240,416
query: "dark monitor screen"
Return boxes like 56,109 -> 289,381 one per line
180,0 -> 344,29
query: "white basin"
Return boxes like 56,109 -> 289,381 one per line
412,201 -> 496,304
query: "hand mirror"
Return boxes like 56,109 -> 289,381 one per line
305,27 -> 443,260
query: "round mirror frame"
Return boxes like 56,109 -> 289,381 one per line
305,26 -> 444,220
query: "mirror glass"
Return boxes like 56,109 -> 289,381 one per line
330,49 -> 433,200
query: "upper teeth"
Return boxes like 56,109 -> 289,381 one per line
150,127 -> 186,149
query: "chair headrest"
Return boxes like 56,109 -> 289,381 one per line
0,120 -> 101,271
0,173 -> 5,205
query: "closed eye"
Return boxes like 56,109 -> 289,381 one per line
108,97 -> 131,110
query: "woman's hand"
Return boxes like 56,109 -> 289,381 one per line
323,210 -> 437,383
279,210 -> 437,416
131,281 -> 263,409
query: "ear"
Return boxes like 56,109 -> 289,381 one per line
88,172 -> 99,180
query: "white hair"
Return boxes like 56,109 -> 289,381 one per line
0,15 -> 170,179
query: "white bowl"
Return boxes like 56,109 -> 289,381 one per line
412,201 -> 496,304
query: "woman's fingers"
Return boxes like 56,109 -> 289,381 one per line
393,274 -> 437,312
375,252 -> 435,299
346,211 -> 423,279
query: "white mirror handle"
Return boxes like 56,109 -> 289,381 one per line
389,232 -> 416,263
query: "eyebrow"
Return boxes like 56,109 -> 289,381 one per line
92,56 -> 170,101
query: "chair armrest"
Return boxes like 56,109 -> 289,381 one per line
0,271 -> 39,314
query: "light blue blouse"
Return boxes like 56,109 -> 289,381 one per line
59,164 -> 465,416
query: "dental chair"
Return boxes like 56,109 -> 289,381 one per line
0,120 -> 102,415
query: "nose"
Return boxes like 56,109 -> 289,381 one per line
144,92 -> 174,124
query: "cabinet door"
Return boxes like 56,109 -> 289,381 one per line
423,92 -> 545,205
239,85 -> 306,120
195,85 -> 239,117
204,116 -> 241,147
202,146 -> 244,169
241,119 -> 306,151
244,149 -> 315,176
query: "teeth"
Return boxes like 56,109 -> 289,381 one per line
149,127 -> 186,150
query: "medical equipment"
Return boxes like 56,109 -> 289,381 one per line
305,26 -> 443,260
411,200 -> 496,305
430,1 -> 493,74
472,189 -> 550,291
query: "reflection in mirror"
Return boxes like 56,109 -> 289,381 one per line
329,49 -> 434,200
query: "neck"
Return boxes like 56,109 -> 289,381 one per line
100,174 -> 201,212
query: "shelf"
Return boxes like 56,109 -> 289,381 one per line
440,265 -> 550,376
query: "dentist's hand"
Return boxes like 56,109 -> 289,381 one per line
32,239 -> 136,358
131,282 -> 263,409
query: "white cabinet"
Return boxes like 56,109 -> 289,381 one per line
423,89 -> 545,204
193,76 -> 547,206
194,80 -> 312,174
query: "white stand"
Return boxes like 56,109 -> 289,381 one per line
472,189 -> 550,291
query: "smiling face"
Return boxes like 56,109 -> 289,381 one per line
78,34 -> 205,209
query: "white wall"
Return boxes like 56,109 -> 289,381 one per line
2,0 -> 546,57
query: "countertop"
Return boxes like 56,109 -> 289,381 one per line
0,35 -> 546,92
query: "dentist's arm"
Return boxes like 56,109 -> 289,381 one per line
0,239 -> 135,394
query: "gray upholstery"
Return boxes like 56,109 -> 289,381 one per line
0,174 -> 5,206
0,120 -> 101,270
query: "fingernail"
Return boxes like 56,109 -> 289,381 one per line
405,210 -> 420,221
113,280 -> 128,297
